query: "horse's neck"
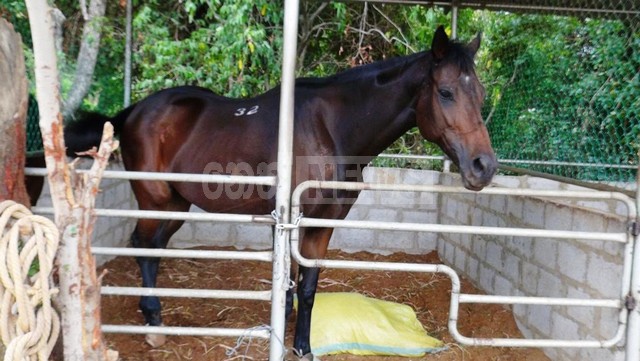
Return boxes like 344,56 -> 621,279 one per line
328,53 -> 430,159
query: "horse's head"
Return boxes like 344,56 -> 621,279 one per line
417,26 -> 497,191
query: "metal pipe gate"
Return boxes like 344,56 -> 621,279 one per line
28,170 -> 640,359
26,0 -> 640,359
290,181 -> 638,355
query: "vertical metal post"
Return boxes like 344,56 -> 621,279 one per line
123,0 -> 132,107
442,4 -> 458,173
270,0 -> 299,359
451,4 -> 458,39
626,162 -> 640,361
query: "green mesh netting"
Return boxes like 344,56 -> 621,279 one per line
474,2 -> 639,183
26,94 -> 43,156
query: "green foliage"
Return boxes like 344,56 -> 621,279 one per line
481,13 -> 639,181
1,0 -> 125,114
6,2 -> 638,181
0,1 -> 30,45
133,0 -> 283,99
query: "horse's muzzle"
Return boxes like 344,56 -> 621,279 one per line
461,152 -> 497,191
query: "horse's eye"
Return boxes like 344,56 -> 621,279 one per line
438,89 -> 454,101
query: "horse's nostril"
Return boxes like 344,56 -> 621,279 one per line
471,154 -> 497,179
472,156 -> 487,174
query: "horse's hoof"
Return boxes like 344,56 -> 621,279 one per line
145,333 -> 166,347
106,349 -> 119,361
300,352 -> 320,361
145,326 -> 167,348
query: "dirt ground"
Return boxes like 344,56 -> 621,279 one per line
99,247 -> 550,361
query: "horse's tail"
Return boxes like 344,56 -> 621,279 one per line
64,106 -> 133,157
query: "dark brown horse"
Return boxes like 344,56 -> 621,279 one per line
64,26 -> 496,359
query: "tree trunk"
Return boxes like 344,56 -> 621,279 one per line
62,0 -> 107,118
25,1 -> 118,360
0,18 -> 30,206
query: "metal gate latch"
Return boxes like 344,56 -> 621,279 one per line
271,210 -> 303,231
625,293 -> 638,311
631,221 -> 640,237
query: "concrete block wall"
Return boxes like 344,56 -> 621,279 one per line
437,172 -> 632,361
35,160 -> 137,265
172,167 -> 441,255
36,165 -> 441,258
331,167 -> 440,254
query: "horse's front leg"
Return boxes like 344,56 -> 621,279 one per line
293,227 -> 334,359
294,265 -> 321,358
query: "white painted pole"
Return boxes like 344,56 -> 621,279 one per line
442,4 -> 458,173
124,0 -> 132,107
101,286 -> 271,300
451,4 -> 458,39
270,0 -> 299,359
291,180 -> 636,213
298,217 -> 626,243
32,206 -> 276,223
102,324 -> 270,339
91,247 -> 273,261
25,167 -> 276,185
625,163 -> 640,361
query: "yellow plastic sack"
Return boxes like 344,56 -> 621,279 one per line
303,292 -> 445,356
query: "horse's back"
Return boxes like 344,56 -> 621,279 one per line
121,86 -> 279,168
119,86 -> 282,213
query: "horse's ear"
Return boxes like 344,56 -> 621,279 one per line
467,32 -> 482,57
431,25 -> 449,61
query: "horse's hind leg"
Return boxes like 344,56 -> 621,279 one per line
131,219 -> 181,315
131,217 -> 186,347
285,270 -> 295,320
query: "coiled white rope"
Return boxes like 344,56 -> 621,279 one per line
0,200 -> 60,361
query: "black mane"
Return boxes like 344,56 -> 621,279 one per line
296,38 -> 476,88
296,51 -> 427,87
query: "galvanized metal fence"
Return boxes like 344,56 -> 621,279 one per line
27,165 -> 640,360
